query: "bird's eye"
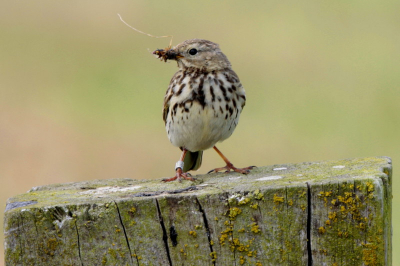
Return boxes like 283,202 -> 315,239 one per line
188,48 -> 198,55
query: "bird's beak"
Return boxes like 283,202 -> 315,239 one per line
165,49 -> 184,61
153,48 -> 183,62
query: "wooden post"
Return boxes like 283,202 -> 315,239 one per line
4,157 -> 392,265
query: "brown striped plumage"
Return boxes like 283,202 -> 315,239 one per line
154,39 -> 254,182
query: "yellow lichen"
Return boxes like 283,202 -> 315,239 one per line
319,191 -> 332,197
250,203 -> 259,209
273,194 -> 284,204
319,191 -> 334,205
238,197 -> 251,205
220,233 -> 229,245
232,238 -> 240,246
210,251 -> 217,262
328,212 -> 337,222
318,227 -> 326,234
250,223 -> 261,234
189,231 -> 197,237
362,243 -> 378,266
45,237 -> 58,256
384,169 -> 390,176
366,182 -> 374,193
237,245 -> 246,252
253,189 -> 264,200
228,207 -> 242,220
359,222 -> 366,230
128,207 -> 136,216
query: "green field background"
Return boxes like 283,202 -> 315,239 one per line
1,1 -> 399,264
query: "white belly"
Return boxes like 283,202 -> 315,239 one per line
166,101 -> 240,151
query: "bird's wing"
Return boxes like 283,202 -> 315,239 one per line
225,69 -> 246,109
162,71 -> 180,125
162,102 -> 169,125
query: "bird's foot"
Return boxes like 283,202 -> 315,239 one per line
208,163 -> 256,174
162,168 -> 195,182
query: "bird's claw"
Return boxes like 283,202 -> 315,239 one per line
208,164 -> 256,175
162,168 -> 195,182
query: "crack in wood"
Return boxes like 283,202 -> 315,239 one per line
132,186 -> 199,197
114,201 -> 136,265
306,182 -> 313,266
155,199 -> 173,266
169,225 -> 178,247
195,196 -> 215,266
73,217 -> 83,266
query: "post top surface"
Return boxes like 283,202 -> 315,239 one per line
5,156 -> 391,212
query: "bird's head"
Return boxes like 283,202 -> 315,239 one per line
153,39 -> 231,72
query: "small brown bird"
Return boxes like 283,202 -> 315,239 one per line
154,39 -> 254,182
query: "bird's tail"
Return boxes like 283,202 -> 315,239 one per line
183,151 -> 203,172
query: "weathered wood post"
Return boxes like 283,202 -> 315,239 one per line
4,157 -> 392,265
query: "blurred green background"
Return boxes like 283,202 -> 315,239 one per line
1,0 -> 399,264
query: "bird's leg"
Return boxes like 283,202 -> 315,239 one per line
162,149 -> 195,182
208,146 -> 255,174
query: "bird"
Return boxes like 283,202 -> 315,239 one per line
153,39 -> 254,182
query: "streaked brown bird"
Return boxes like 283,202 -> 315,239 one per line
153,39 -> 254,182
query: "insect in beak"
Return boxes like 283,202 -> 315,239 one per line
153,48 -> 183,62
